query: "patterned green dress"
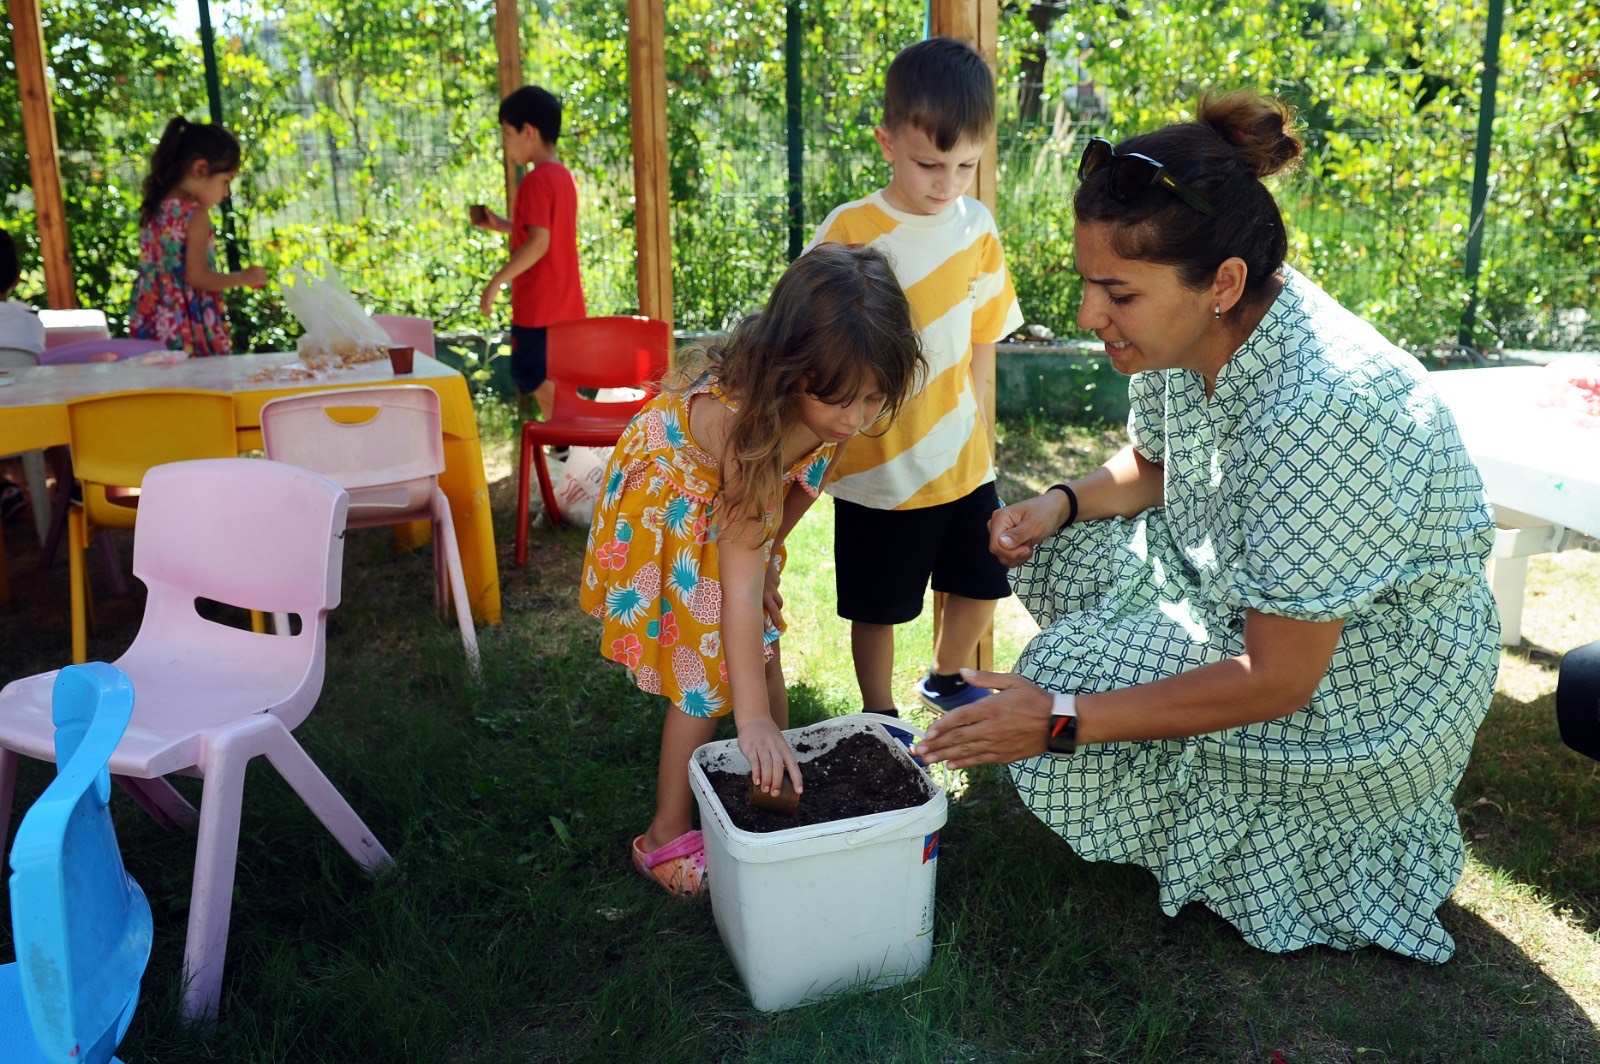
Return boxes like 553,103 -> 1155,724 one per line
1010,268 -> 1498,962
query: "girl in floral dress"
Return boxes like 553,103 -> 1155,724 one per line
130,117 -> 267,356
581,243 -> 925,895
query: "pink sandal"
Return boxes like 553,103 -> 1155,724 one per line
631,830 -> 707,896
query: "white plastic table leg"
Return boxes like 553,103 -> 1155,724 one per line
1488,554 -> 1529,647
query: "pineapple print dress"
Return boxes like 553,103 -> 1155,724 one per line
1008,269 -> 1499,962
581,376 -> 836,718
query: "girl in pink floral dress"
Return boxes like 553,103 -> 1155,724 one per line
580,243 -> 925,895
130,117 -> 267,356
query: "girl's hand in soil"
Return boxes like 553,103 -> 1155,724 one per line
737,716 -> 804,796
915,669 -> 1053,768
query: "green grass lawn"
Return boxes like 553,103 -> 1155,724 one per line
1,404 -> 1598,1062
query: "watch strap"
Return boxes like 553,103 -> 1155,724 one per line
1047,692 -> 1078,756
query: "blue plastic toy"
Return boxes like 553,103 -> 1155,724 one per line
0,663 -> 151,1063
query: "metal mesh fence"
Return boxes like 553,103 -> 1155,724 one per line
8,1 -> 1595,356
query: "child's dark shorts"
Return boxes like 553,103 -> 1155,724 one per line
509,324 -> 549,394
833,480 -> 1012,625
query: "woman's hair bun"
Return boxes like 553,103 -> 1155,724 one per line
1198,90 -> 1303,179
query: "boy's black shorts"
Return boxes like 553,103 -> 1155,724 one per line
833,481 -> 1012,625
509,324 -> 548,394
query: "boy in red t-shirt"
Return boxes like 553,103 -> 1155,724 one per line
476,85 -> 587,418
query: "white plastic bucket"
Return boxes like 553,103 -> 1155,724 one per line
687,713 -> 948,1011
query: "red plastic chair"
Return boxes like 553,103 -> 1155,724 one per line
514,316 -> 670,561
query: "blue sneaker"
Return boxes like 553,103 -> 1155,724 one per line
916,674 -> 991,715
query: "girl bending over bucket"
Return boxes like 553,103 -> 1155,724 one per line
580,243 -> 925,896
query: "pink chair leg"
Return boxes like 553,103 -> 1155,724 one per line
116,775 -> 201,833
0,746 -> 18,849
181,717 -> 391,1021
258,723 -> 392,872
97,531 -> 130,597
182,737 -> 255,1021
433,492 -> 480,674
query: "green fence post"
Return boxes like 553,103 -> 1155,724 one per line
1459,0 -> 1505,349
786,2 -> 804,262
196,0 -> 242,273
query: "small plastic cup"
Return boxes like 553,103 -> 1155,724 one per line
745,775 -> 800,815
388,345 -> 415,375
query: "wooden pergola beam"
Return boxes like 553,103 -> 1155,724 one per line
628,0 -> 673,330
9,0 -> 77,308
494,0 -> 523,213
929,0 -> 999,215
928,0 -> 1000,672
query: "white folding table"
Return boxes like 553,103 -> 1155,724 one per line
1429,363 -> 1600,645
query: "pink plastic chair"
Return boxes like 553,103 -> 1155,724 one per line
39,309 -> 110,349
38,338 -> 167,366
370,314 -> 436,357
259,385 -> 479,672
0,458 -> 392,1021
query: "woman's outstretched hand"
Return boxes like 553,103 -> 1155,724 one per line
989,493 -> 1066,567
914,669 -> 1056,768
737,717 -> 804,797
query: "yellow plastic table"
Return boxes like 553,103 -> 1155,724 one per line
0,352 -> 501,624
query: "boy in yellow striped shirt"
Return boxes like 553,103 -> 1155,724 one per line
808,36 -> 1024,722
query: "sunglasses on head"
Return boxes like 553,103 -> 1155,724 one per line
1078,136 -> 1214,215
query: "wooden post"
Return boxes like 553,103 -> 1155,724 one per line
10,0 -> 77,309
628,0 -> 673,330
927,0 -> 999,672
494,0 -> 524,212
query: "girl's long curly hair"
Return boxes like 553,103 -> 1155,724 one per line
672,242 -> 926,525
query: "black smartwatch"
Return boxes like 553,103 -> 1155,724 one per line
1047,693 -> 1078,757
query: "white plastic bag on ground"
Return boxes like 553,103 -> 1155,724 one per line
281,260 -> 391,368
554,446 -> 610,526
551,387 -> 646,527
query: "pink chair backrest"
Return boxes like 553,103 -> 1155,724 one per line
371,315 -> 436,357
40,339 -> 168,366
124,458 -> 349,733
39,309 -> 110,350
259,386 -> 444,523
132,458 -> 349,619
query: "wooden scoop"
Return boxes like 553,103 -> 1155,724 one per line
745,775 -> 800,815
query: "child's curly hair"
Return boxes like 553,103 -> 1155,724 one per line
673,243 -> 925,525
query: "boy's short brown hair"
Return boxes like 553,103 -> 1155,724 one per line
882,36 -> 995,150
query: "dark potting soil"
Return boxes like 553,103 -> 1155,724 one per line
705,731 -> 934,833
